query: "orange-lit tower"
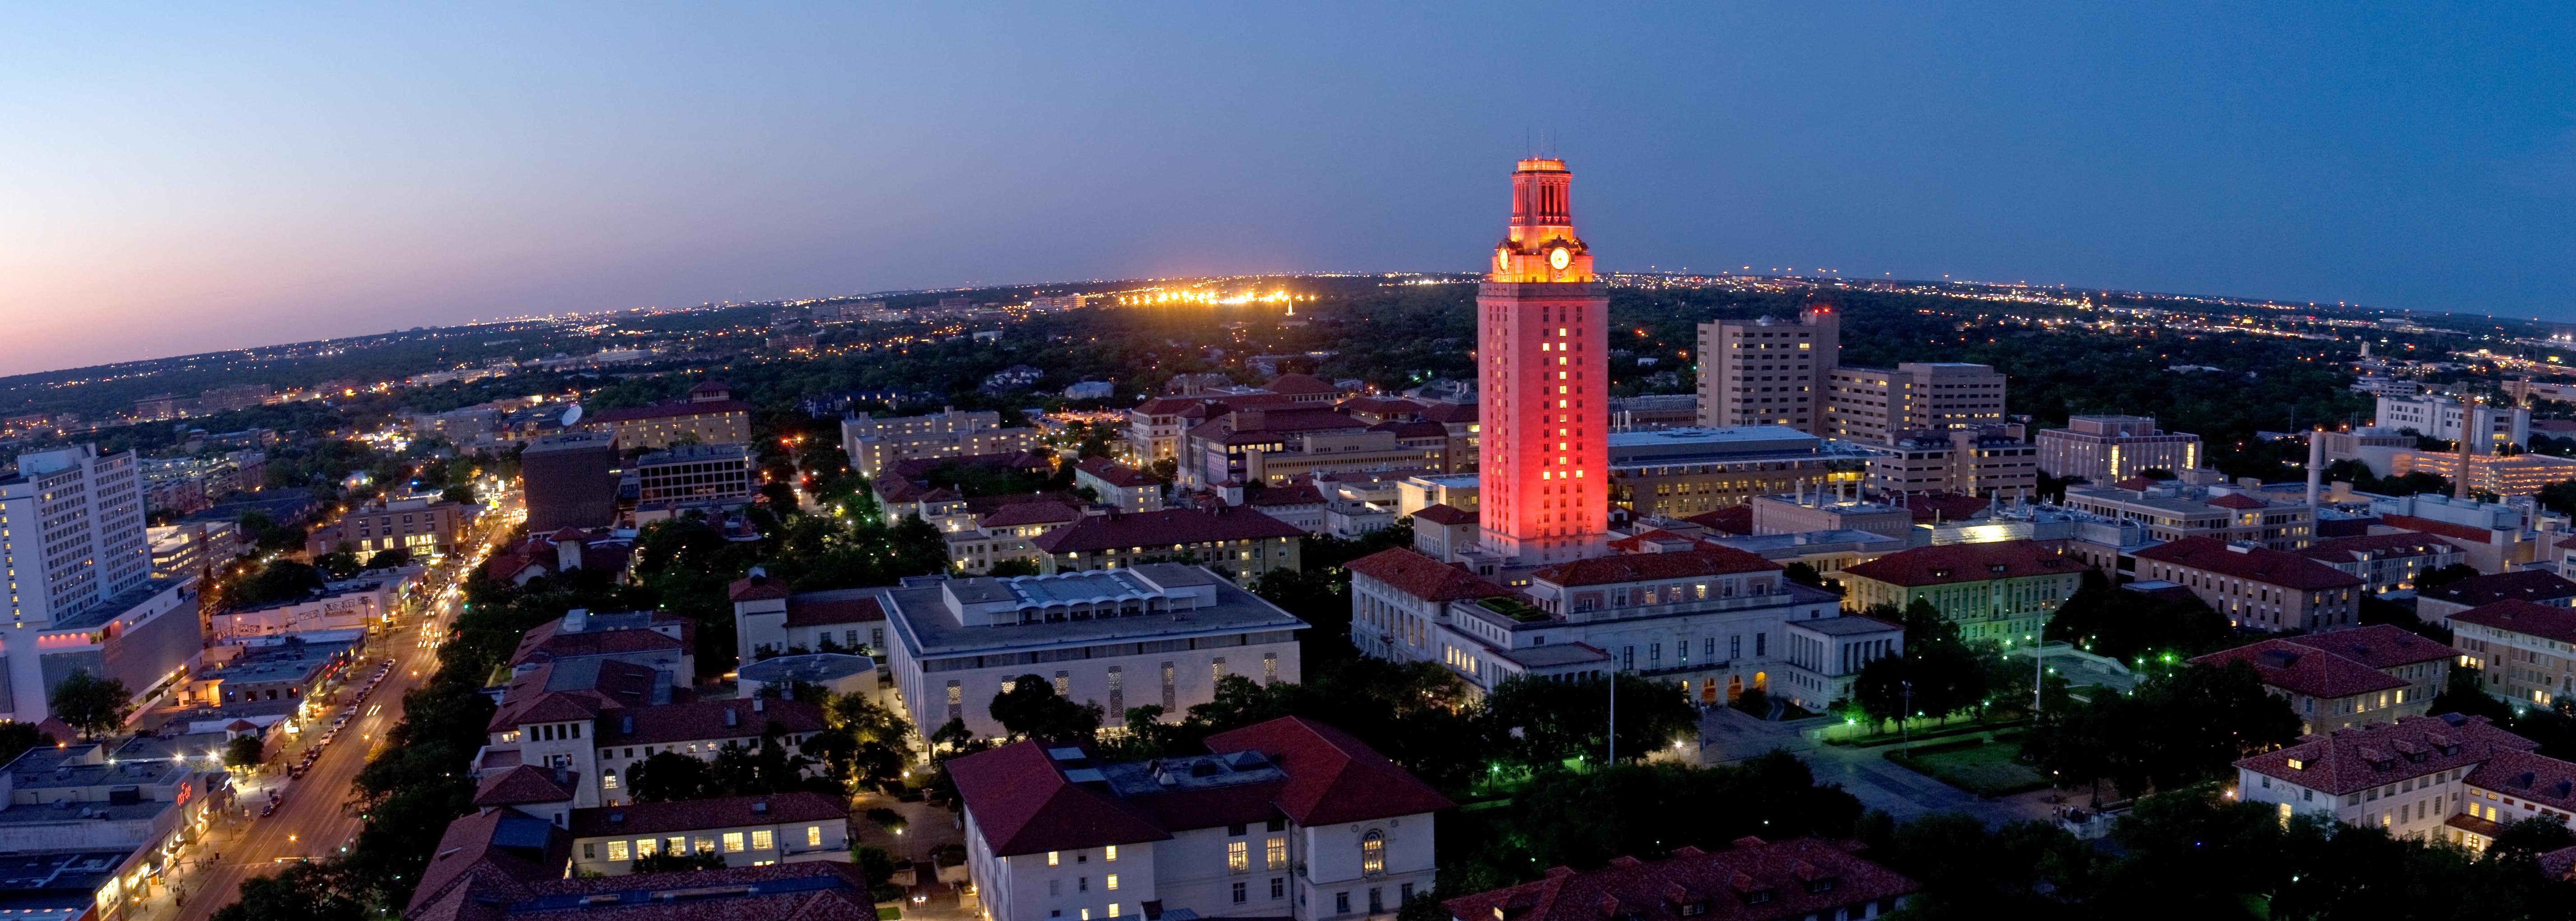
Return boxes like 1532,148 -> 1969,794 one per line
1478,158 -> 1608,565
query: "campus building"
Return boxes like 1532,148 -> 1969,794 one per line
589,380 -> 754,451
1695,306 -> 1839,436
1833,540 -> 2085,644
2033,415 -> 2203,484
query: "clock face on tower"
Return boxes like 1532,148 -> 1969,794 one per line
1548,247 -> 1571,270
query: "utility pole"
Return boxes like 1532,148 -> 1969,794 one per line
2034,640 -> 2046,712
1900,680 -> 1914,755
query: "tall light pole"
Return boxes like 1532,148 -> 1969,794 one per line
1606,670 -> 1616,766
1899,680 -> 1914,755
2034,637 -> 2046,712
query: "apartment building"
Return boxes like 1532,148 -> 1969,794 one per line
1694,305 -> 1839,436
1822,362 -> 2007,445
2034,415 -> 2204,483
1834,540 -> 2086,643
2062,481 -> 2315,550
2191,625 -> 2455,734
631,442 -> 754,505
0,445 -> 206,727
1604,426 -> 1869,519
1866,427 -> 2040,498
2130,537 -> 2363,631
2452,600 -> 2576,709
951,717 -> 1448,921
590,380 -> 754,451
874,564 -> 1305,738
844,408 -> 1042,479
1347,545 -> 1864,708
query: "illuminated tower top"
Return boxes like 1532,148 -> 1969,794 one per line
1491,158 -> 1595,284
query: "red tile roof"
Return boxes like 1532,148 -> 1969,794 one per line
2131,537 -> 2364,591
567,791 -> 847,838
2206,492 -> 2270,510
1684,505 -> 1754,536
2190,639 -> 2406,700
1837,540 -> 2083,588
2465,749 -> 2576,815
414,859 -> 874,921
979,501 -> 1083,528
1346,548 -> 1512,602
1204,716 -> 1455,826
952,717 -> 1450,857
1534,547 -> 1781,587
601,698 -> 827,747
2278,623 -> 2456,669
2452,599 -> 2576,645
590,398 -> 753,424
406,807 -> 570,920
728,573 -> 791,602
472,765 -> 579,808
2379,513 -> 2503,544
948,741 -> 1172,857
1244,484 -> 1325,507
1074,457 -> 1160,488
1417,402 -> 1479,424
1132,396 -> 1211,415
1442,837 -> 1920,921
784,595 -> 886,628
1265,373 -> 1335,395
2297,531 -> 2463,564
2234,714 -> 2537,795
1413,503 -> 1478,526
2418,571 -> 2576,609
1031,505 -> 1305,554
508,617 -> 689,669
1371,420 -> 1450,440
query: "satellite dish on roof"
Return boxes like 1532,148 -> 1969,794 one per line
561,404 -> 584,427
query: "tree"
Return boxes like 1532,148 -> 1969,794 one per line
633,850 -> 727,873
2416,563 -> 2480,591
2488,815 -> 2576,862
985,558 -> 1042,577
0,721 -> 54,766
2045,569 -> 2237,662
2023,661 -> 2301,799
213,861 -> 369,921
51,669 -> 132,740
988,674 -> 1103,740
1481,673 -> 1696,768
365,548 -> 412,570
314,550 -> 363,581
1783,561 -> 1830,590
225,734 -> 265,769
627,751 -> 720,803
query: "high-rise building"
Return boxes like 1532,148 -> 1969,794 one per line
521,432 -> 622,532
1823,362 -> 2008,445
1695,306 -> 1840,435
1476,158 -> 1609,566
0,445 -> 200,726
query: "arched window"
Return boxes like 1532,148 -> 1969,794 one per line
1360,830 -> 1385,876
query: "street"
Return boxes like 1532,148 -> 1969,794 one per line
158,497 -> 518,921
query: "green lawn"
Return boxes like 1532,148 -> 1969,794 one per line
1886,739 -> 2051,796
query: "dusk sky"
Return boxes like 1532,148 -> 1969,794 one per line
5,3 -> 2572,376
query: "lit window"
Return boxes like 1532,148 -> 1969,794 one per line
752,830 -> 774,850
601,769 -> 618,789
723,833 -> 745,853
637,838 -> 659,858
1107,874 -> 1120,890
1105,845 -> 1118,862
807,825 -> 823,847
1228,840 -> 1250,872
1361,831 -> 1385,875
1266,837 -> 1287,870
606,840 -> 629,861
1049,851 -> 1061,866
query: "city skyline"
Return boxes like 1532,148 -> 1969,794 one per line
5,4 -> 2574,377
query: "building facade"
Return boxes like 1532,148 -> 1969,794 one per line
303,496 -> 470,557
2452,600 -> 2576,709
2034,415 -> 2204,483
1029,506 -> 1305,578
2062,482 -> 2316,550
1834,540 -> 2085,643
2130,537 -> 2362,632
1695,306 -> 1839,436
632,442 -> 755,505
566,792 -> 851,876
1604,426 -> 1869,520
1866,427 -> 2040,498
2191,625 -> 2455,734
521,432 -> 622,533
1477,158 -> 1609,566
589,381 -> 754,451
951,717 -> 1449,921
2296,532 -> 2466,595
2374,394 -> 2529,450
1823,363 -> 2007,446
2232,713 -> 2576,852
873,565 -> 1305,738
844,408 -> 1041,479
